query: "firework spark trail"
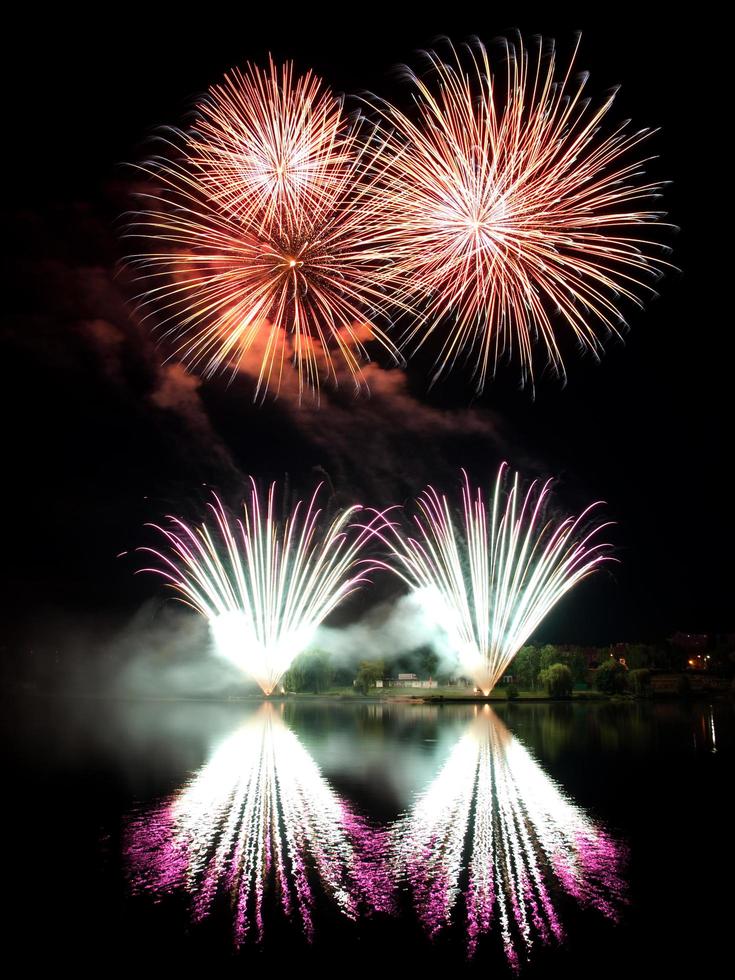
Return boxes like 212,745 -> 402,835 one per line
128,59 -> 401,400
392,707 -> 626,965
366,35 -> 669,390
139,479 -> 380,695
125,705 -> 394,943
372,464 -> 614,694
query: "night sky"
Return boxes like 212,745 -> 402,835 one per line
2,4 -> 730,654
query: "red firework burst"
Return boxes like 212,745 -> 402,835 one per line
368,35 -> 670,391
129,58 -> 400,400
188,59 -> 353,234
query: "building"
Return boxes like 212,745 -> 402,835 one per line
387,672 -> 438,689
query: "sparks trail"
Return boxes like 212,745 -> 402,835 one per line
126,705 -> 394,942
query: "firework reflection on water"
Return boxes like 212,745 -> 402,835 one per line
125,703 -> 394,943
392,705 -> 627,967
125,703 -> 625,960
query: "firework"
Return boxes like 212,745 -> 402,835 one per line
128,59 -> 400,400
393,706 -> 626,965
126,704 -> 393,942
368,35 -> 668,390
374,464 -> 613,694
188,59 -> 354,233
140,480 -> 378,695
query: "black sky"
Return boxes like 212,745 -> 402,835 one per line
2,4 -> 731,649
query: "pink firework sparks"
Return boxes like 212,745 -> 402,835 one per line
392,707 -> 627,965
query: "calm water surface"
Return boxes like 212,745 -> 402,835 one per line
5,696 -> 731,975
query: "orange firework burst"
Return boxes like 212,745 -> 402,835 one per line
129,59 -> 400,400
368,35 -> 670,391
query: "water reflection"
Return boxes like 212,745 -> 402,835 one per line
7,694 -> 732,972
126,703 -> 393,942
692,704 -> 718,753
392,705 -> 627,968
124,701 -> 627,962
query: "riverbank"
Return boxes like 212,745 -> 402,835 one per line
8,680 -> 731,705
265,685 -> 731,704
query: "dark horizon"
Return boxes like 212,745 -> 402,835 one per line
2,5 -> 730,655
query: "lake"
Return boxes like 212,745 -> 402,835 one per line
4,696 -> 731,975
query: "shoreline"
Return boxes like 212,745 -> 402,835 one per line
7,687 -> 731,706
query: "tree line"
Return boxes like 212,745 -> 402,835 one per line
282,639 -> 729,695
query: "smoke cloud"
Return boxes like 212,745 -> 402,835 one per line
315,591 -> 461,677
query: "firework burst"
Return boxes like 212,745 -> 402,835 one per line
140,480 -> 378,695
373,464 -> 614,694
188,59 -> 354,233
368,35 -> 669,390
128,59 -> 400,400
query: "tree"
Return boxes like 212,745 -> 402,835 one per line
629,668 -> 652,697
538,645 -> 560,673
393,645 -> 440,680
355,660 -> 385,695
419,647 -> 439,678
282,660 -> 306,693
282,649 -> 334,693
566,647 -> 588,686
624,644 -> 652,670
535,645 -> 588,686
510,646 -> 541,690
538,663 -> 573,698
594,659 -> 627,694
